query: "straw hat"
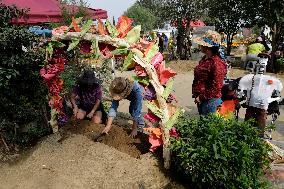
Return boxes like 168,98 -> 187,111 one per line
109,77 -> 134,100
193,30 -> 221,47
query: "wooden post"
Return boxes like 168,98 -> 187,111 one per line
134,55 -> 171,169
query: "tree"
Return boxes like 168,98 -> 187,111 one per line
257,0 -> 284,71
207,0 -> 260,55
137,0 -> 165,29
124,3 -> 157,32
159,0 -> 205,59
60,0 -> 90,25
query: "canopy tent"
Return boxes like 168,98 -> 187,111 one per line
1,0 -> 108,24
65,5 -> 108,20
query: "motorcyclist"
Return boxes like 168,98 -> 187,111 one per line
239,62 -> 283,138
245,37 -> 266,70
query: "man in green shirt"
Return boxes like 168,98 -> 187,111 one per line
245,37 -> 266,70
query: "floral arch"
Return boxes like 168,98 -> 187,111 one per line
40,16 -> 184,168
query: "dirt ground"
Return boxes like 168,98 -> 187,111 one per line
0,121 -> 184,189
2,58 -> 284,188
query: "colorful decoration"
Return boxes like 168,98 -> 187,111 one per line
116,16 -> 133,38
42,16 -> 184,169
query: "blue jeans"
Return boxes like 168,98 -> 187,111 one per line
198,98 -> 222,116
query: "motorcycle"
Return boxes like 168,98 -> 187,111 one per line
221,56 -> 283,139
245,53 -> 270,74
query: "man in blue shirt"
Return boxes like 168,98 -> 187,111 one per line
101,77 -> 144,137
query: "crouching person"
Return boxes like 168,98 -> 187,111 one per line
101,77 -> 145,137
71,70 -> 103,124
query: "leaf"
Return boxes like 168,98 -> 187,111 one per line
145,43 -> 159,62
46,41 -> 65,57
165,108 -> 184,129
46,43 -> 54,57
132,76 -> 150,86
125,25 -> 141,44
213,143 -> 218,159
111,46 -> 128,55
162,78 -> 174,99
97,18 -> 106,35
72,17 -> 82,32
80,20 -> 93,37
91,39 -> 101,59
105,20 -> 119,38
67,38 -> 80,51
51,40 -> 65,48
91,39 -> 99,53
122,51 -> 135,71
145,101 -> 164,118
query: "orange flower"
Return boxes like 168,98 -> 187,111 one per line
144,127 -> 162,138
49,95 -> 63,112
116,16 -> 133,38
72,17 -> 81,32
156,62 -> 177,85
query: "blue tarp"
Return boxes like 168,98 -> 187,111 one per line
29,26 -> 52,37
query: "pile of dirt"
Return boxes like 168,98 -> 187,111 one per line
59,120 -> 151,158
0,134 -> 183,189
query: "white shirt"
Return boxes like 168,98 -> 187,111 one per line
239,74 -> 283,110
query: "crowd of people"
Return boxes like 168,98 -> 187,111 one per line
142,31 -> 178,60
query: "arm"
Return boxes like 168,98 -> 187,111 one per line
192,59 -> 210,99
87,87 -> 103,117
71,92 -> 78,107
101,100 -> 119,134
87,99 -> 101,118
71,85 -> 79,108
71,91 -> 79,115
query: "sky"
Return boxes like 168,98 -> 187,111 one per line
87,0 -> 137,21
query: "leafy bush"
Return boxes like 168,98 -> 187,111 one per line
277,57 -> 284,68
171,114 -> 271,189
0,5 -> 49,147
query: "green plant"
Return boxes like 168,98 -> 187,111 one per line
60,0 -> 90,25
124,2 -> 157,32
171,114 -> 271,189
0,5 -> 49,147
276,57 -> 284,71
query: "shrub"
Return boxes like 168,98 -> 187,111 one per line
171,114 -> 271,189
0,5 -> 49,147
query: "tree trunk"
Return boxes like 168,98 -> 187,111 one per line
176,21 -> 184,59
226,34 -> 233,56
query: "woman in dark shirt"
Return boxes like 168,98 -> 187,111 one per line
192,30 -> 227,115
71,70 -> 103,123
